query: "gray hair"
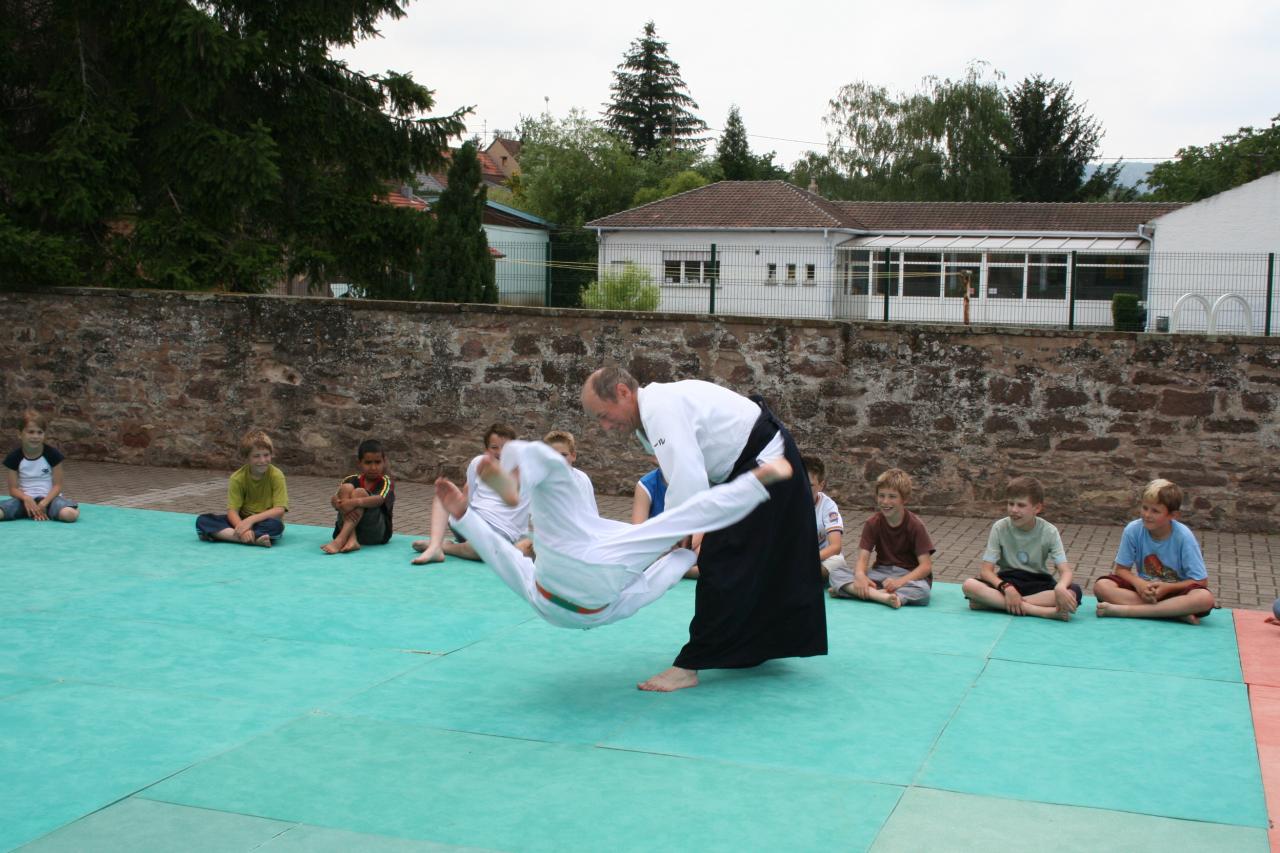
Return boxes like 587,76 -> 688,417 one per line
589,366 -> 638,402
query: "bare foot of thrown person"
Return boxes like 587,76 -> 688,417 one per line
476,456 -> 520,506
637,666 -> 699,692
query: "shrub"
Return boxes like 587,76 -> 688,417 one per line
581,262 -> 660,311
1112,292 -> 1145,331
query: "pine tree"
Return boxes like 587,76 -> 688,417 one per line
603,21 -> 707,157
419,141 -> 497,304
717,106 -> 754,180
0,0 -> 464,293
1005,76 -> 1113,202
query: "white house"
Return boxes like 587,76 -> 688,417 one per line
1146,172 -> 1280,334
587,181 -> 1192,328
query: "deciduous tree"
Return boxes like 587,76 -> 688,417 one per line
1146,116 -> 1280,201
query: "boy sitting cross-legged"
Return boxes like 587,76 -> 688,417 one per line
1094,478 -> 1215,625
195,429 -> 288,546
829,467 -> 935,608
962,476 -> 1079,620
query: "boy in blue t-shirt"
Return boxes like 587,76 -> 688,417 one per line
1095,478 -> 1215,624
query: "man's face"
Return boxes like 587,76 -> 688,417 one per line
581,382 -> 640,433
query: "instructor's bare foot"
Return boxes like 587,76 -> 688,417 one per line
638,666 -> 699,692
755,458 -> 793,485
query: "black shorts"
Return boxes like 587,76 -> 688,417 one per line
991,569 -> 1082,604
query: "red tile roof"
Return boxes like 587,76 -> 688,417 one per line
586,181 -> 1186,234
379,189 -> 428,210
587,181 -> 849,229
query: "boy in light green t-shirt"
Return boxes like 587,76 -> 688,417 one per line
962,476 -> 1080,621
195,429 -> 289,546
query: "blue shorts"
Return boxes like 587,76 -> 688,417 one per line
195,513 -> 284,541
1,494 -> 79,520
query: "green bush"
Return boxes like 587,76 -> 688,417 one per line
581,262 -> 660,311
1112,292 -> 1145,331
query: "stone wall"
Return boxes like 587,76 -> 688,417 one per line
3,288 -> 1277,531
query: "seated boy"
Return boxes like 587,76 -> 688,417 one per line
962,476 -> 1079,620
412,423 -> 531,564
435,439 -> 791,629
2,410 -> 79,522
195,429 -> 288,546
544,430 -> 597,512
804,456 -> 848,583
1094,478 -> 1215,624
830,467 -> 935,608
631,458 -> 701,580
323,439 -> 394,554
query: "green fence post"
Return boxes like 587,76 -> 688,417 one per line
708,243 -> 717,315
544,241 -> 552,307
882,250 -> 891,322
1266,252 -> 1275,337
1067,250 -> 1077,330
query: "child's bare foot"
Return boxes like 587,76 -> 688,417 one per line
411,549 -> 444,565
755,457 -> 793,485
255,535 -> 272,548
340,539 -> 360,553
411,539 -> 430,552
321,541 -> 340,554
1266,616 -> 1280,626
1050,609 -> 1071,621
637,667 -> 699,692
1179,613 -> 1201,625
435,476 -> 469,518
883,593 -> 902,609
968,598 -> 981,610
1096,601 -> 1121,617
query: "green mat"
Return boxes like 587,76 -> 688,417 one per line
0,504 -> 1268,851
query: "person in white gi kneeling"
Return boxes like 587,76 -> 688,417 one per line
437,439 -> 792,629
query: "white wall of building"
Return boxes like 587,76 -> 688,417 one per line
487,224 -> 548,306
1147,173 -> 1280,334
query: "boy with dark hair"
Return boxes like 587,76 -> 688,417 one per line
962,476 -> 1078,620
1094,478 -> 1215,624
804,456 -> 848,582
323,439 -> 394,554
412,423 -> 531,564
195,429 -> 288,546
830,467 -> 935,608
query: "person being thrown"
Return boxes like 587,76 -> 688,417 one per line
434,439 -> 792,629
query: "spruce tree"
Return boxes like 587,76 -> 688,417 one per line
603,21 -> 707,156
717,106 -> 754,180
1005,76 -> 1113,202
419,141 -> 497,304
0,0 -> 464,293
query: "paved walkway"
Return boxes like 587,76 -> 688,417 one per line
67,459 -> 1280,611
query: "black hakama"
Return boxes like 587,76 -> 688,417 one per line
673,397 -> 828,670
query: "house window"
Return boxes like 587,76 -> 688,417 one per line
766,263 -> 777,284
1028,253 -> 1068,300
986,253 -> 1025,299
842,252 -> 871,295
875,252 -> 898,296
805,264 -> 816,284
902,253 -> 942,297
943,253 -> 981,298
786,263 -> 797,284
662,251 -> 715,285
1074,254 -> 1147,300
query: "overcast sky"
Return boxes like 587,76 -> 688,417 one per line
337,0 -> 1279,168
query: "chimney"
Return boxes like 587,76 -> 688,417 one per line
808,178 -> 819,194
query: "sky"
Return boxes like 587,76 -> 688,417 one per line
337,0 -> 1280,168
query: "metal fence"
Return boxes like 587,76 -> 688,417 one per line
572,244 -> 1279,336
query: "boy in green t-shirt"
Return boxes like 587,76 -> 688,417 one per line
962,476 -> 1080,621
195,429 -> 289,546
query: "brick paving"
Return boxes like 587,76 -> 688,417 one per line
63,459 -> 1280,611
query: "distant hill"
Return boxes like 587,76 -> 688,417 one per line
1087,161 -> 1159,190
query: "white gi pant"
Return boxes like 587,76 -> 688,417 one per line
449,440 -> 771,629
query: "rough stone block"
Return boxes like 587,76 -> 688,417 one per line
1158,389 -> 1215,417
